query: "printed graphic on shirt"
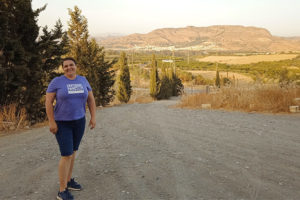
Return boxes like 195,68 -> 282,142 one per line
67,84 -> 84,94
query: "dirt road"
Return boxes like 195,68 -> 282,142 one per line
1,98 -> 300,200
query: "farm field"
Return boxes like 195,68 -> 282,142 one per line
197,54 -> 299,64
185,70 -> 253,84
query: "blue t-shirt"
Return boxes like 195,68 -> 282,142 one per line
46,75 -> 92,121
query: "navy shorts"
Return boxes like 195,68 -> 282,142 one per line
55,117 -> 86,156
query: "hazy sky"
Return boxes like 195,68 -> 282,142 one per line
32,0 -> 300,37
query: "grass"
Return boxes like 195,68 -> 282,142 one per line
178,85 -> 300,113
0,104 -> 28,132
128,88 -> 153,104
109,88 -> 154,106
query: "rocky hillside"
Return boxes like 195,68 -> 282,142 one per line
98,25 -> 300,52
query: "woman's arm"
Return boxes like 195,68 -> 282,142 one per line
87,91 -> 96,129
45,92 -> 58,134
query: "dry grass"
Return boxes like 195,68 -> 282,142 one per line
186,70 -> 253,85
109,88 -> 154,106
0,104 -> 28,132
198,54 -> 298,65
129,96 -> 154,104
128,88 -> 153,104
178,86 -> 300,113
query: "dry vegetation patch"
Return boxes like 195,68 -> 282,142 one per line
0,104 -> 28,132
186,70 -> 253,85
110,88 -> 153,106
198,54 -> 298,64
178,86 -> 300,113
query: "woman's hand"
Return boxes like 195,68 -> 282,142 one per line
87,91 -> 96,130
49,121 -> 58,134
89,118 -> 96,129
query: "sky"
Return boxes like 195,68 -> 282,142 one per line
32,0 -> 300,37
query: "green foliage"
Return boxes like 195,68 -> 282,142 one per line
40,20 -> 69,87
156,75 -> 173,100
215,70 -> 221,88
129,65 -> 149,82
194,75 -> 214,85
176,56 -> 300,83
156,66 -> 183,100
170,71 -> 184,96
67,6 -> 89,76
117,52 -> 132,103
222,77 -> 231,86
67,6 -> 116,106
86,39 -> 116,106
177,70 -> 193,82
0,0 -> 67,123
149,54 -> 160,98
278,68 -> 294,87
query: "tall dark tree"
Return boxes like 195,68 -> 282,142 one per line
170,71 -> 184,96
0,0 -> 67,123
67,6 -> 89,75
39,20 -> 69,90
156,65 -> 172,100
117,52 -> 132,103
67,6 -> 116,106
149,54 -> 160,98
215,70 -> 221,88
87,39 -> 116,106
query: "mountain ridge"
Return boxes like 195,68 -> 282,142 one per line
98,25 -> 300,52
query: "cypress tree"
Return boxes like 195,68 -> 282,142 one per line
117,52 -> 132,103
149,54 -> 159,98
215,70 -> 221,88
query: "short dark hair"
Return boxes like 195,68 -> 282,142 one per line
62,57 -> 77,66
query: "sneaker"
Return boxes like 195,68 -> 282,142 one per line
57,189 -> 74,200
67,178 -> 82,191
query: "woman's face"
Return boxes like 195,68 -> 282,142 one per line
63,60 -> 76,77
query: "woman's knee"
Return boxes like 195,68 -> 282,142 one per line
61,153 -> 73,160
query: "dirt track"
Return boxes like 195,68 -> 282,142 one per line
0,97 -> 300,200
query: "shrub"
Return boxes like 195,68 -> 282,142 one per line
178,85 -> 300,113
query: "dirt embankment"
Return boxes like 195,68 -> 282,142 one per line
0,98 -> 300,200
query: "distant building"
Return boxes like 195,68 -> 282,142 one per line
162,59 -> 174,63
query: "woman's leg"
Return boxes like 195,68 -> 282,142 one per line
58,155 -> 73,192
66,117 -> 86,189
55,121 -> 74,192
67,151 -> 76,182
69,117 -> 86,181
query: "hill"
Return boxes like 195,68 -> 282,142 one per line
98,25 -> 300,52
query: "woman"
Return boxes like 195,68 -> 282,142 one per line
46,57 -> 96,200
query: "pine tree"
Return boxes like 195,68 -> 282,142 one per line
117,52 -> 132,103
149,54 -> 159,98
67,6 -> 89,75
87,39 -> 116,106
67,6 -> 116,106
39,20 -> 69,89
215,70 -> 221,88
0,0 -> 67,123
